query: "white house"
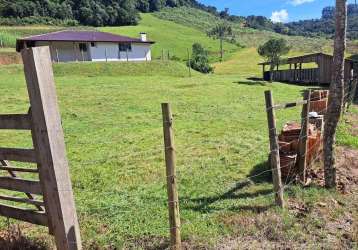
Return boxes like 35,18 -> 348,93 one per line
16,30 -> 155,63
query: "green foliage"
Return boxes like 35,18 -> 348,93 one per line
208,21 -> 235,61
188,43 -> 213,73
258,38 -> 290,66
207,21 -> 234,41
0,0 -> 204,26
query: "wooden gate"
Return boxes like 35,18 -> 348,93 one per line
0,47 -> 82,249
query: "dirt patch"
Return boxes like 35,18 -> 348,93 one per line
0,52 -> 22,65
308,146 -> 358,194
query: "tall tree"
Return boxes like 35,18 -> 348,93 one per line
323,0 -> 347,188
257,38 -> 290,82
207,22 -> 234,61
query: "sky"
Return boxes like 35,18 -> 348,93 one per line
198,0 -> 357,22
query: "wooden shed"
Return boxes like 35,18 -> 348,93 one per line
258,53 -> 354,85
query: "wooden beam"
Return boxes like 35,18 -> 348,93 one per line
273,100 -> 308,110
0,203 -> 48,226
0,148 -> 37,163
22,46 -> 82,250
0,176 -> 42,195
0,114 -> 31,130
0,194 -> 44,207
0,166 -> 39,173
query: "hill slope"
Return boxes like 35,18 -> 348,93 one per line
100,13 -> 239,62
154,7 -> 334,54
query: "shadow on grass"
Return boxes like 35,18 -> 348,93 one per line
0,226 -> 48,250
233,79 -> 267,86
181,161 -> 275,214
247,161 -> 272,184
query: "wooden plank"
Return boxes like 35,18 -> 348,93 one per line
0,177 -> 42,195
0,203 -> 47,226
0,148 -> 37,163
22,46 -> 82,250
0,160 -> 43,211
0,114 -> 31,130
273,100 -> 308,110
0,166 -> 38,173
0,194 -> 44,207
264,91 -> 285,208
162,103 -> 182,249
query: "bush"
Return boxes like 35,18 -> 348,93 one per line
188,43 -> 213,74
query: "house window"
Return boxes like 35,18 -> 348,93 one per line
119,44 -> 132,52
79,43 -> 88,52
91,42 -> 96,47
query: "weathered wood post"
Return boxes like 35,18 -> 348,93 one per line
56,48 -> 60,63
264,90 -> 285,208
22,47 -> 82,250
298,90 -> 311,183
161,103 -> 182,250
187,48 -> 191,77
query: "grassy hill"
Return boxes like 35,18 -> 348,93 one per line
0,60 -> 198,78
100,13 -> 239,62
154,7 -> 335,54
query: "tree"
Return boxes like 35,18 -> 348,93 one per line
207,21 -> 234,62
323,0 -> 347,188
257,38 -> 290,82
188,43 -> 213,74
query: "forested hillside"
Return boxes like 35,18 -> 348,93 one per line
285,4 -> 358,39
0,0 -> 216,26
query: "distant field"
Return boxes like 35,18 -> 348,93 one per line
154,7 -> 335,54
100,14 -> 239,62
0,60 -> 356,248
0,26 -> 64,48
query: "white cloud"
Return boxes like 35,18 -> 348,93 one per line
289,0 -> 314,6
271,9 -> 289,23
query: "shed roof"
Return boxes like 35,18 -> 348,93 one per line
16,30 -> 154,51
258,52 -> 353,66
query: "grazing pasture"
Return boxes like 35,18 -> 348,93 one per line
0,60 -> 356,248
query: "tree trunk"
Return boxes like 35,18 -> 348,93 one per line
323,0 -> 347,188
220,38 -> 223,62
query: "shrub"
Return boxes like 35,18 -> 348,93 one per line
188,43 -> 213,74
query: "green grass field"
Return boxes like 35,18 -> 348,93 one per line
0,59 -> 356,248
0,7 -> 357,249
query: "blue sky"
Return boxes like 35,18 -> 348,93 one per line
198,0 -> 357,22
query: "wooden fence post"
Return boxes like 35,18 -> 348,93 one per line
161,103 -> 181,250
298,90 -> 311,183
56,48 -> 60,63
187,48 -> 191,77
22,47 -> 82,250
264,90 -> 285,208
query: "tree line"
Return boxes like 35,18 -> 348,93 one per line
0,0 -> 214,26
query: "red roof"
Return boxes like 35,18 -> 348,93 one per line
16,30 -> 154,51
